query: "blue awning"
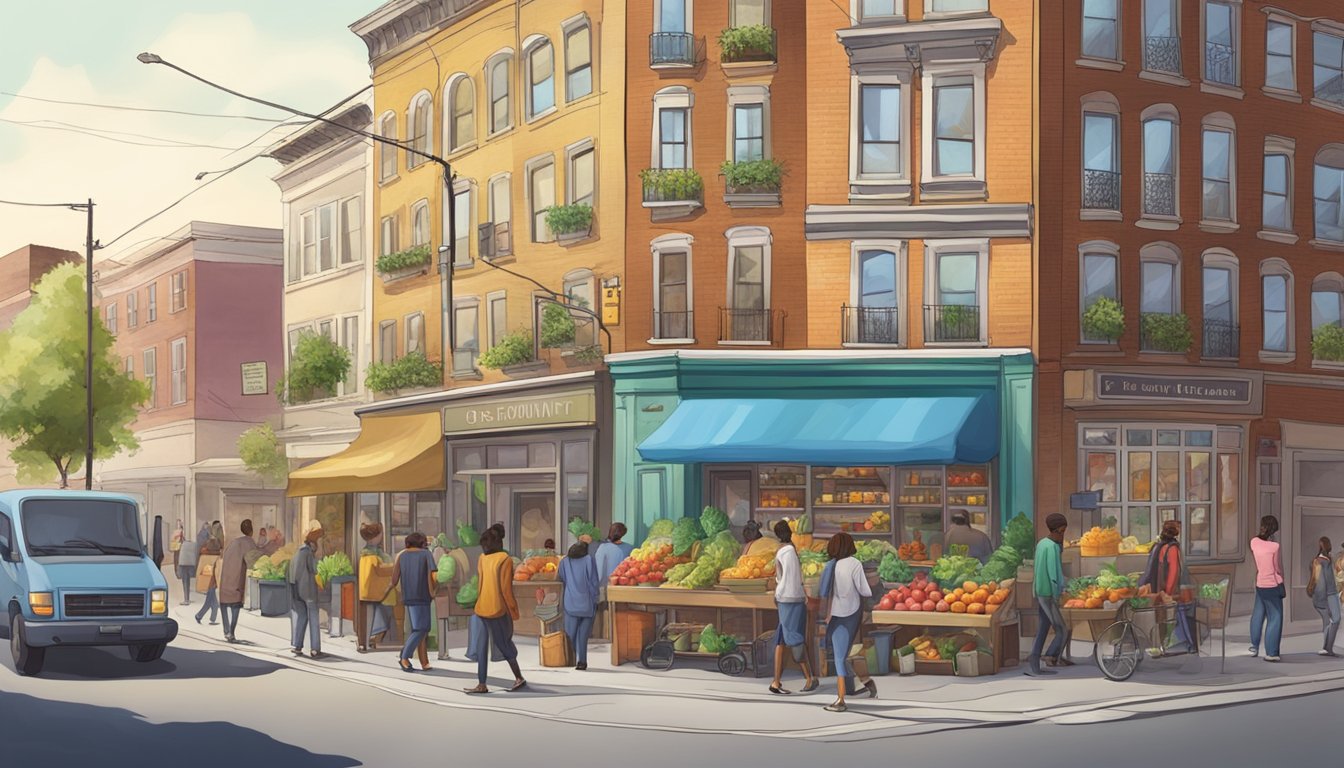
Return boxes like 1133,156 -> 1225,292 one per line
637,395 -> 998,465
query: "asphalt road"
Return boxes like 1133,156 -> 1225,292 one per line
1,631 -> 1337,767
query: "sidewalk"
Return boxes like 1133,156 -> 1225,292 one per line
171,601 -> 1344,739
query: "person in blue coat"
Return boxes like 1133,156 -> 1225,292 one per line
594,523 -> 634,582
558,541 -> 602,670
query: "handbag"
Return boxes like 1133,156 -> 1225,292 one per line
1277,582 -> 1287,599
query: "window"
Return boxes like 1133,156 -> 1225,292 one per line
936,252 -> 978,306
124,355 -> 133,377
448,76 -> 475,151
1143,0 -> 1181,75
378,112 -> 397,181
1316,31 -> 1344,106
1316,148 -> 1344,243
405,313 -> 425,357
1081,242 -> 1119,342
860,83 -> 901,175
1141,245 -> 1179,319
1201,126 -> 1234,222
489,174 -> 512,256
526,39 -> 555,119
411,201 -> 430,246
659,108 -> 689,168
655,247 -> 691,340
732,103 -> 764,163
1082,0 -> 1120,62
380,215 -> 398,256
1204,1 -> 1238,87
1083,110 -> 1120,211
488,53 -> 512,134
340,197 -> 361,265
564,21 -> 593,101
126,293 -> 138,328
147,283 -> 157,323
452,185 -> 472,265
724,227 -> 772,343
933,82 -> 974,176
142,348 -> 156,407
453,302 -> 479,374
1312,274 -> 1344,331
568,145 -> 595,207
408,92 -> 432,166
730,247 -> 766,311
317,202 -> 336,271
378,320 -> 396,365
925,240 -> 986,344
732,0 -> 767,26
170,270 -> 187,312
299,209 -> 316,277
1266,20 -> 1296,92
1142,110 -> 1178,217
287,325 -> 308,359
927,0 -> 986,12
1262,269 -> 1291,354
565,271 -> 598,348
170,337 -> 187,405
104,303 -> 116,334
341,316 -> 360,395
1202,252 -> 1238,358
848,246 -> 900,345
657,0 -> 689,33
488,292 -> 508,347
859,0 -> 901,21
857,249 -> 898,308
528,157 -> 555,243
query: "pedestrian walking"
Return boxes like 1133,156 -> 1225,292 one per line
194,529 -> 222,625
288,522 -> 326,659
558,540 -> 601,670
769,520 -> 818,695
817,532 -> 876,712
1308,536 -> 1340,657
1026,513 -> 1070,676
176,528 -> 197,606
357,522 -> 395,653
195,521 -> 210,550
219,519 -> 259,643
169,519 -> 184,601
384,531 -> 437,672
465,527 -> 526,694
1249,515 -> 1285,662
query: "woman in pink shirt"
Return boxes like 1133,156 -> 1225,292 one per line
1249,515 -> 1285,662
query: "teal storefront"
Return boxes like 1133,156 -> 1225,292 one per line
609,350 -> 1035,553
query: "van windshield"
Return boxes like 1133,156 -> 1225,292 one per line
22,499 -> 144,557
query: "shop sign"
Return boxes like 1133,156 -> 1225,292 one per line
443,387 -> 596,434
1096,373 -> 1251,405
240,362 -> 268,396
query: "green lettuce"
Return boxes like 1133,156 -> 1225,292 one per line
931,554 -> 982,591
1004,513 -> 1035,560
878,551 -> 913,583
456,522 -> 480,547
647,519 -> 676,539
436,555 -> 457,584
671,517 -> 705,556
699,506 -> 730,538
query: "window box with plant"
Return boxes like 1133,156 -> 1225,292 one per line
1081,297 -> 1125,344
278,333 -> 351,404
364,351 -> 443,394
721,158 -> 783,208
479,329 -> 546,377
1312,324 -> 1344,365
1140,312 -> 1193,354
376,244 -> 433,283
544,204 -> 594,245
641,168 -> 704,221
718,25 -> 776,71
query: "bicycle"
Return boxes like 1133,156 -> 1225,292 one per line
1093,594 -> 1211,682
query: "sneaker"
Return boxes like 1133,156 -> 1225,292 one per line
1319,650 -> 1338,657
1248,646 -> 1259,657
1264,655 -> 1282,662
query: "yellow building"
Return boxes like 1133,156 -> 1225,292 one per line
285,0 -> 626,564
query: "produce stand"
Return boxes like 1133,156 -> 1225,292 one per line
1059,605 -> 1126,658
607,585 -> 784,667
872,601 -> 1019,674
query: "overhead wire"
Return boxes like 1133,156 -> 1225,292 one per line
0,117 -> 245,150
0,90 -> 287,122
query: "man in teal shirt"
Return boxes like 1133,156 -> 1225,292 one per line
1027,513 -> 1070,676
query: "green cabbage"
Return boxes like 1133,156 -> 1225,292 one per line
699,506 -> 729,538
647,519 -> 676,539
1003,513 -> 1035,560
1095,562 -> 1137,590
456,523 -> 480,547
699,624 -> 738,654
316,553 -> 353,586
931,554 -> 982,591
671,517 -> 705,556
855,539 -> 895,564
568,516 -> 601,540
979,544 -> 1022,584
665,562 -> 696,583
878,551 -> 913,583
436,555 -> 457,584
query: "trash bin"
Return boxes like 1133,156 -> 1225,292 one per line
870,628 -> 899,676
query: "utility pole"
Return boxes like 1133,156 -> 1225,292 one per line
84,198 -> 95,490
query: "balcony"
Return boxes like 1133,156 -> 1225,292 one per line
650,32 -> 699,69
1082,169 -> 1121,212
1144,36 -> 1182,76
718,25 -> 777,76
641,168 -> 704,221
718,307 -> 774,344
1202,319 -> 1240,359
1143,172 -> 1176,217
652,310 -> 693,341
842,305 -> 900,346
1204,41 -> 1235,86
477,221 -> 512,260
923,304 -> 981,344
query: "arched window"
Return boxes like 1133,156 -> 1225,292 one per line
1260,258 -> 1294,356
1200,112 -> 1237,225
651,233 -> 694,341
486,50 -> 514,134
525,37 -> 555,119
848,241 -> 903,346
1315,144 -> 1344,244
1141,104 -> 1180,220
411,200 -> 430,246
1139,241 -> 1181,352
1081,92 -> 1121,215
1311,273 -> 1344,331
408,91 -> 432,166
1200,249 -> 1239,358
725,226 -> 773,342
378,111 -> 397,182
1078,240 -> 1120,343
445,75 -> 475,152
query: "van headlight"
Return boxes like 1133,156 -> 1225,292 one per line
28,592 -> 53,617
150,589 -> 167,615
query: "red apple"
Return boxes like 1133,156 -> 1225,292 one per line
929,591 -> 943,603
878,597 -> 895,611
892,602 -> 908,611
922,599 -> 936,612
936,600 -> 950,612
911,589 -> 926,603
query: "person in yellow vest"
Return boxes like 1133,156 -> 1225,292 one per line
357,522 -> 395,653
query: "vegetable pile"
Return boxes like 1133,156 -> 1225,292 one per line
456,522 -> 480,548
697,624 -> 738,654
456,574 -> 479,607
669,531 -> 742,589
671,517 -> 705,556
250,554 -> 288,582
609,540 -> 692,586
855,539 -> 896,564
568,516 -> 601,542
978,544 -> 1021,584
930,553 -> 983,591
647,519 -> 676,539
1003,513 -> 1035,560
316,553 -> 353,588
878,551 -> 914,584
699,506 -> 730,538
799,549 -> 828,579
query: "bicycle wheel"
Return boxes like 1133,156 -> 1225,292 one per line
1095,621 -> 1145,681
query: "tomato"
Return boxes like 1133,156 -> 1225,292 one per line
892,602 -> 908,611
878,597 -> 895,611
922,599 -> 936,612
905,598 -> 918,610
637,575 -> 649,584
936,600 -> 951,612
911,589 -> 926,603
928,591 -> 943,603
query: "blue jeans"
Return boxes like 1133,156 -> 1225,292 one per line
564,614 -> 594,664
221,603 -> 241,637
195,587 -> 218,622
1316,597 -> 1341,652
291,597 -> 321,652
826,610 -> 863,678
1250,586 -> 1284,657
1030,596 -> 1068,660
474,614 -> 520,685
401,604 -> 431,662
177,566 -> 192,604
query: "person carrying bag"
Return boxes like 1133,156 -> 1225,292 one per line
813,532 -> 877,713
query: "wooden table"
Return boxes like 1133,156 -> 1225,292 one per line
871,603 -> 1019,674
606,586 -> 779,666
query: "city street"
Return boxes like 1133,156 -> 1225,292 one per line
2,629 -> 1340,767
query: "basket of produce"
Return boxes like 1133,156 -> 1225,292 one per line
514,553 -> 560,582
720,578 -> 775,593
720,553 -> 776,592
1079,525 -> 1121,557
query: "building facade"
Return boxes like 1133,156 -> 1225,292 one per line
94,222 -> 285,540
271,99 -> 376,554
1037,0 -> 1344,625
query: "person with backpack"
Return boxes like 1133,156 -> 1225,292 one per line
1137,520 -> 1193,654
1307,536 -> 1340,657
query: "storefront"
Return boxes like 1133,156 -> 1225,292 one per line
1278,420 -> 1344,631
608,350 -> 1036,547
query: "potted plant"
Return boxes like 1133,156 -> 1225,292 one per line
364,351 -> 443,394
563,344 -> 605,368
479,329 -> 543,377
277,332 -> 351,404
718,24 -> 776,63
1081,297 -> 1124,343
540,303 -> 577,349
641,168 -> 704,202
252,555 -> 292,617
1141,312 -> 1193,353
317,552 -> 355,637
375,244 -> 433,283
1313,324 -> 1344,363
544,204 -> 594,245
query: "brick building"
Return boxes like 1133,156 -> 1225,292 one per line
1037,0 -> 1344,625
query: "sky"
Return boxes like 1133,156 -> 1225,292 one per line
0,1 -> 378,263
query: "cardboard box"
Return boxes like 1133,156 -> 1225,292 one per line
540,631 -> 574,667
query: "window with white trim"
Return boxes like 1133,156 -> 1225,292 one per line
1203,0 -> 1239,87
170,271 -> 187,312
450,183 -> 472,265
147,283 -> 157,322
1143,0 -> 1181,76
487,52 -> 513,134
448,75 -> 475,152
1080,241 -> 1119,343
126,292 -> 138,329
526,38 -> 556,119
453,300 -> 479,375
652,234 -> 693,341
1140,244 -> 1179,316
528,156 -> 556,243
1316,146 -> 1344,243
1266,19 -> 1296,92
924,240 -> 987,344
921,65 -> 986,197
1315,31 -> 1344,106
1263,145 -> 1292,233
659,109 -> 689,168
378,320 -> 396,365
488,291 -> 508,347
725,227 -> 771,343
104,303 -> 117,334
731,0 -> 768,26
142,347 -> 157,408
1261,259 -> 1294,354
378,112 -> 397,181
927,0 -> 986,13
340,197 -> 362,265
567,143 -> 595,208
564,20 -> 593,102
380,215 -> 398,257
1082,0 -> 1120,62
341,315 -> 360,395
405,312 -> 425,357
408,91 -> 432,166
170,337 -> 187,405
488,174 -> 512,256
730,92 -> 766,163
1201,251 -> 1238,358
1141,106 -> 1179,218
411,201 -> 430,247
564,270 -> 598,348
848,243 -> 902,346
1082,93 -> 1120,212
933,81 -> 974,176
656,0 -> 690,33
1201,119 -> 1235,223
859,81 -> 900,175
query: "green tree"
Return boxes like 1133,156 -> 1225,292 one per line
0,264 -> 149,487
237,423 -> 288,486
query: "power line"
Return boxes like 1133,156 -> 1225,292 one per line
0,90 -> 287,122
0,198 -> 84,208
0,117 -> 243,150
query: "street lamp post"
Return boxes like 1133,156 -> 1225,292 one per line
81,199 -> 95,490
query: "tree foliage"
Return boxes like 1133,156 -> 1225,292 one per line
278,331 -> 350,404
237,423 -> 288,486
0,264 -> 149,487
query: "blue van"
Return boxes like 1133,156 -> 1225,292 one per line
0,490 -> 178,675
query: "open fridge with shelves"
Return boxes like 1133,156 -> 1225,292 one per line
810,466 -> 894,539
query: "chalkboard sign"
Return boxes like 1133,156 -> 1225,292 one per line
1069,491 -> 1101,511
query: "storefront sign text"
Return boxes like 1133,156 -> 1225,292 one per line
443,388 -> 595,434
240,362 -> 268,396
1097,373 -> 1251,404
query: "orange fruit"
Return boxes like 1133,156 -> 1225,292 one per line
968,603 -> 985,615
951,601 -> 967,613
984,581 -> 998,592
987,593 -> 1003,605
962,581 -> 979,592
972,589 -> 990,603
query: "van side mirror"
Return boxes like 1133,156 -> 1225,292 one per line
0,542 -> 12,562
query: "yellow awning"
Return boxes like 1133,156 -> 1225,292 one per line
286,411 -> 443,498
